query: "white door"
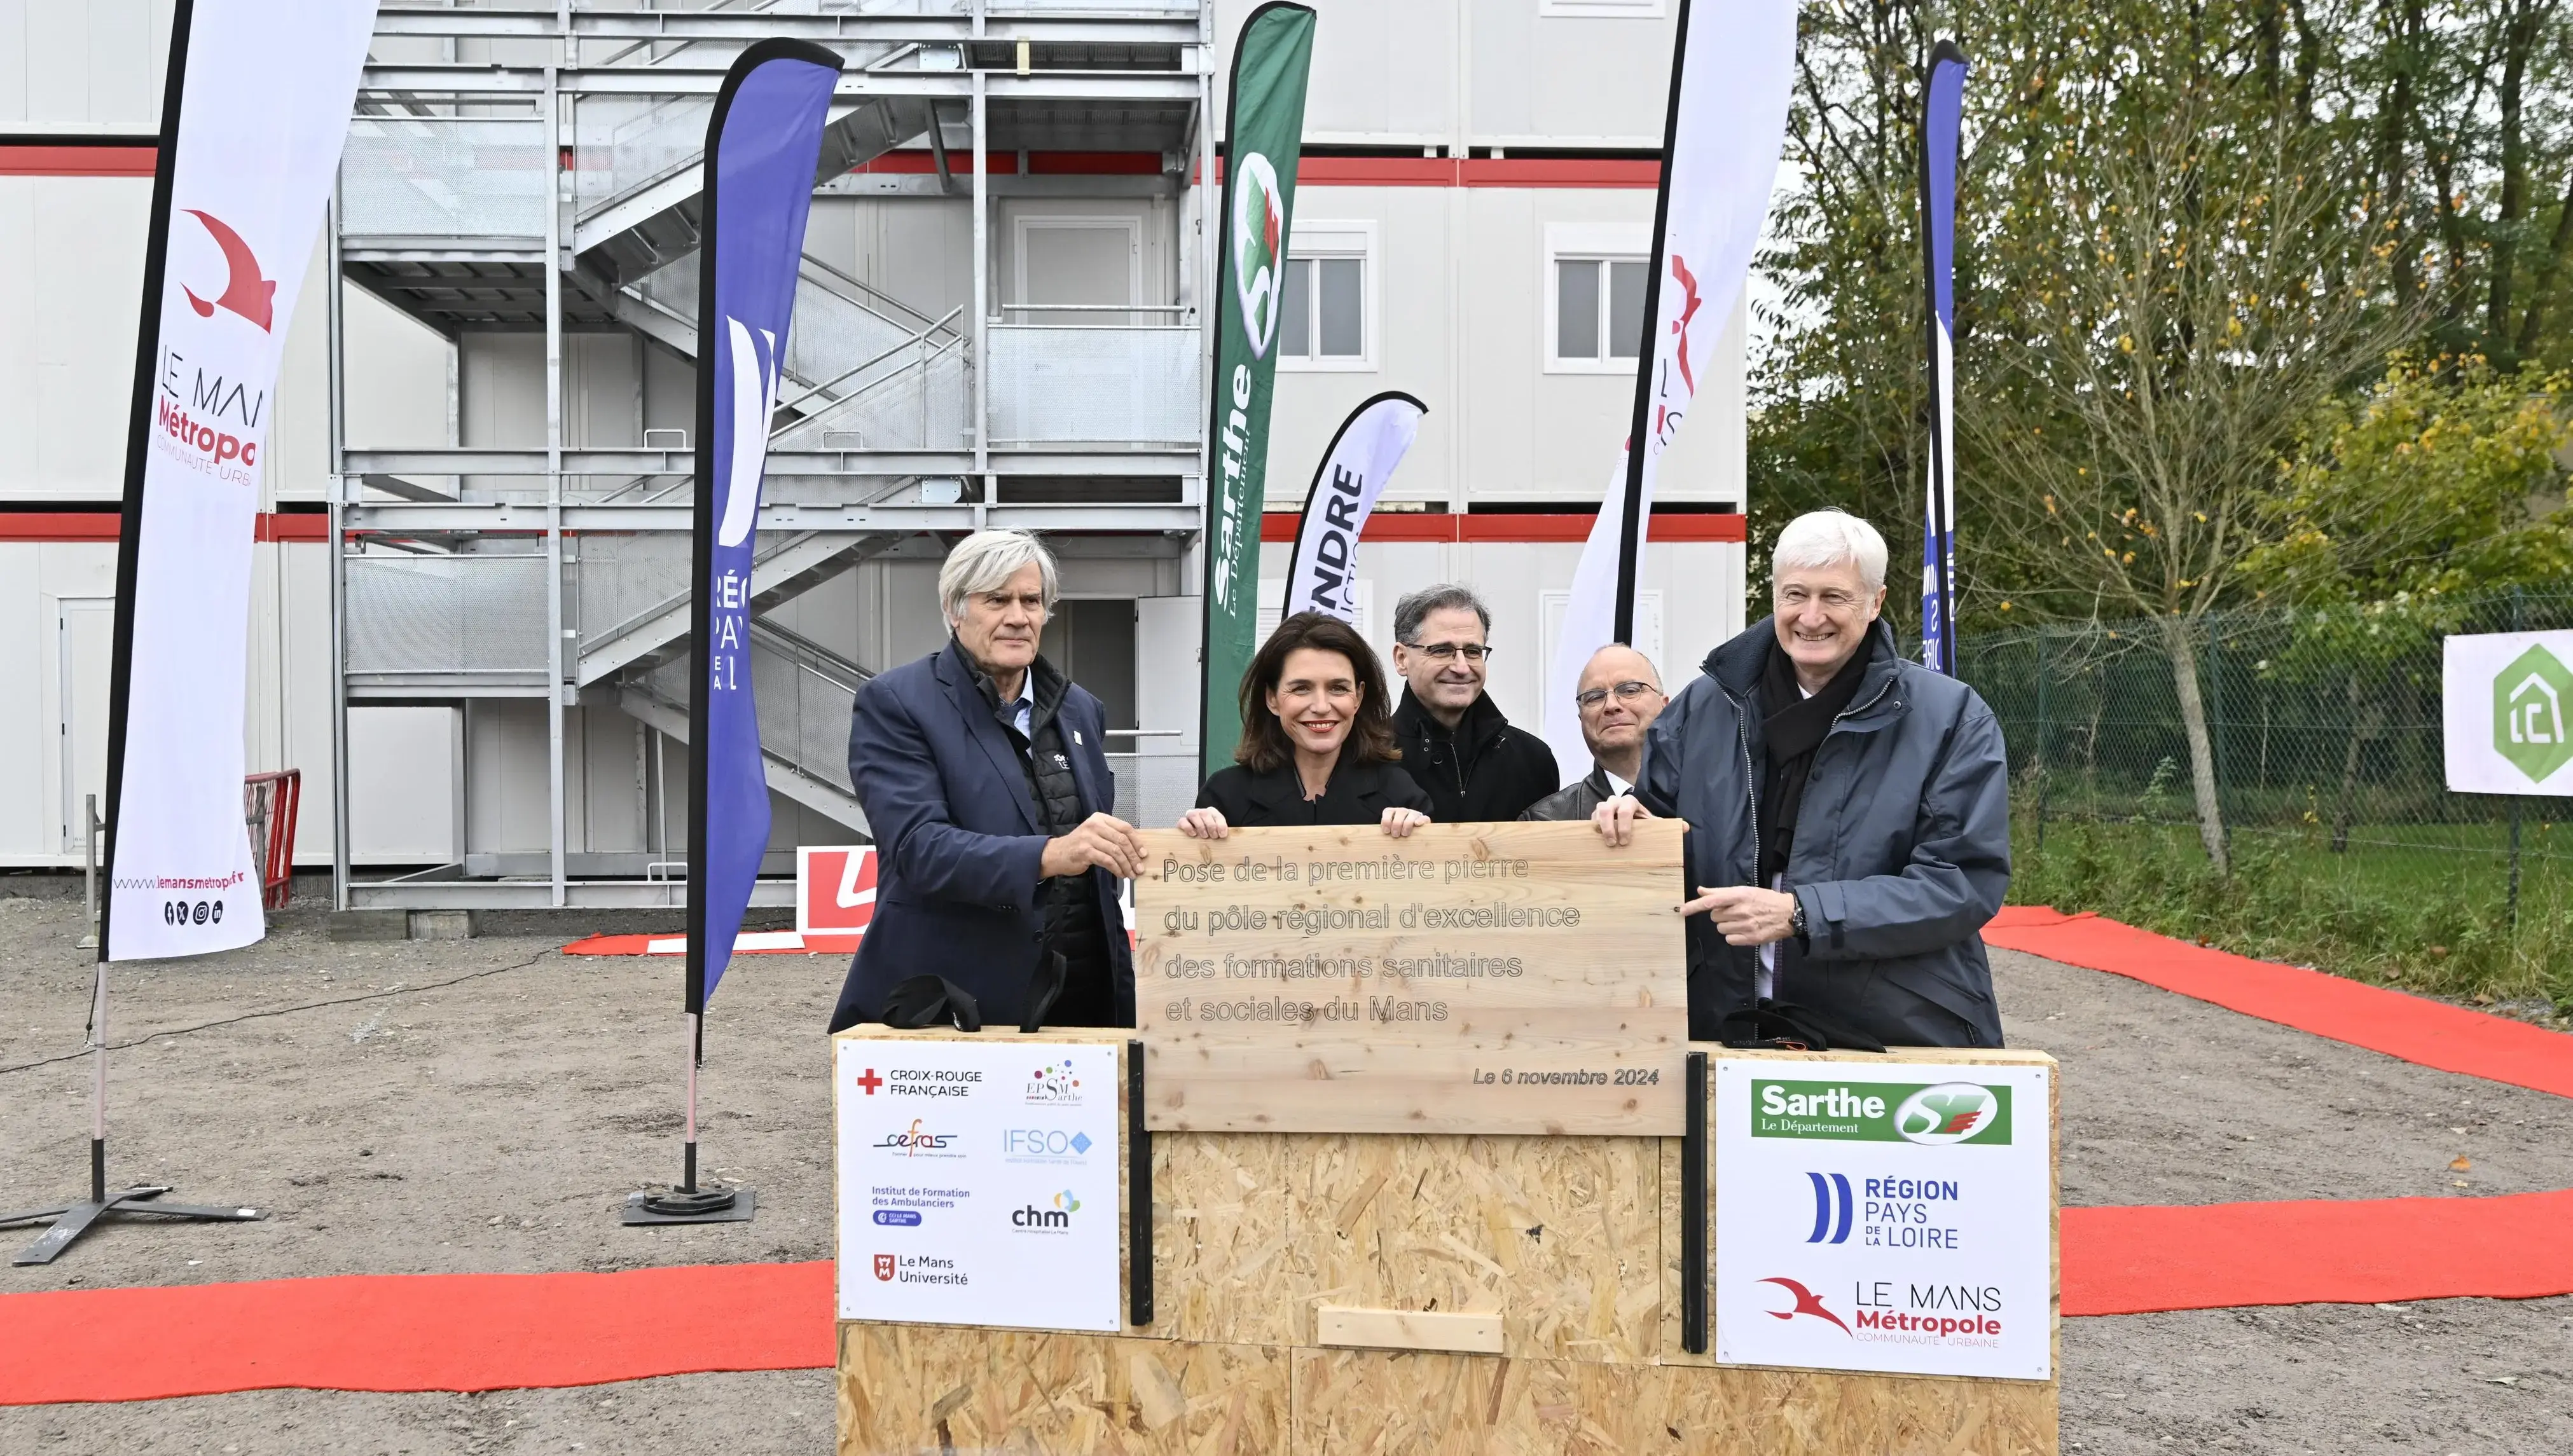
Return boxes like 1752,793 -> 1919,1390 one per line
57,598 -> 114,855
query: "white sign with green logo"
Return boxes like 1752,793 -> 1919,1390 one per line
2445,630 -> 2573,795
1713,1057 -> 2054,1382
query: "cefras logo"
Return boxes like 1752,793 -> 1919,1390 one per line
1893,1083 -> 1999,1145
1231,152 -> 1286,357
177,210 -> 276,331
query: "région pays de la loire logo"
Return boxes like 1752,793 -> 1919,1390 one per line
1026,1059 -> 1083,1105
1231,152 -> 1286,358
2494,644 -> 2573,781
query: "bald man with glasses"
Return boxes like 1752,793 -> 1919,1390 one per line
1521,644 -> 1666,821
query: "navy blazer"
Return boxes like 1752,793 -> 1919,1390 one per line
825,640 -> 1133,1031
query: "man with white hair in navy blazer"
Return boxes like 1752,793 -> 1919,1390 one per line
825,530 -> 1142,1033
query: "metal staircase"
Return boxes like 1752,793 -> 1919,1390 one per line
617,620 -> 875,834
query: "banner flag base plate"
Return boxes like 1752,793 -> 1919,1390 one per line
3,1185 -> 265,1265
621,1186 -> 756,1226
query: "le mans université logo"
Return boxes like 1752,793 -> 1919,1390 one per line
1231,151 -> 1286,358
873,1253 -> 896,1282
1751,1079 -> 2013,1146
2494,643 -> 2573,782
1025,1059 -> 1084,1106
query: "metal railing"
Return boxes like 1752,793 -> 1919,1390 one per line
986,323 -> 1200,446
340,116 -> 549,240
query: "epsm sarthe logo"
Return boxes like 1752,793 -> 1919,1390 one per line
1231,152 -> 1286,357
1025,1059 -> 1084,1105
2494,644 -> 2573,781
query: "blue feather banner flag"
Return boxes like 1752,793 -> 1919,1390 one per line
688,41 -> 843,1015
1919,40 -> 1968,675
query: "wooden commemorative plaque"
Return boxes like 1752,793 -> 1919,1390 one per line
1132,820 -> 1688,1135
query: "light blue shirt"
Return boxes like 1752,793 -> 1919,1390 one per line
1005,674 -> 1032,741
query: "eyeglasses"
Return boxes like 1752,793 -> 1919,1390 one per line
1576,680 -> 1662,709
1774,585 -> 1867,612
1405,642 -> 1493,662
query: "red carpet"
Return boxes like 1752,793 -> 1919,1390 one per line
0,1261 -> 832,1405
6,910 -> 2570,1404
1985,905 -> 2573,1099
2062,1189 -> 2573,1315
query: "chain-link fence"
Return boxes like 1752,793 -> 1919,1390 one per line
1957,589 -> 2573,995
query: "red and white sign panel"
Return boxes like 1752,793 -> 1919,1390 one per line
797,846 -> 877,943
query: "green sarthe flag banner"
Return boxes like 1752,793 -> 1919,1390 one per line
1199,1 -> 1318,778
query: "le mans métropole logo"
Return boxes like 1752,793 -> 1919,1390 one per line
1231,151 -> 1286,358
1751,1079 -> 2013,1146
2494,644 -> 2573,781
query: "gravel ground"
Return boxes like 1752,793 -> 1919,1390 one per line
1,877 -> 2567,1453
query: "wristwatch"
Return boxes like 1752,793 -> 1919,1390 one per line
1788,897 -> 1807,940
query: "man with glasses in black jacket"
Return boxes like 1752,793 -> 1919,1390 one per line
1389,584 -> 1560,822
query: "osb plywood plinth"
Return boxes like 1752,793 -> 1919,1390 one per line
836,1030 -> 2058,1455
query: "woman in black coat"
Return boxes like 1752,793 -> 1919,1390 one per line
1182,612 -> 1431,837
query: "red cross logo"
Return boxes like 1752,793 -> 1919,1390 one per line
857,1068 -> 883,1095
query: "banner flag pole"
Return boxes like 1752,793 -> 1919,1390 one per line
626,38 -> 845,1227
1542,0 -> 1796,786
1919,40 -> 1969,675
3,0 -> 378,1267
1196,2 -> 1318,779
1279,390 -> 1426,623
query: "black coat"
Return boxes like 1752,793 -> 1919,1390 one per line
1196,755 -> 1433,828
1391,689 -> 1560,823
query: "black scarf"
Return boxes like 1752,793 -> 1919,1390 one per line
1757,637 -> 1870,885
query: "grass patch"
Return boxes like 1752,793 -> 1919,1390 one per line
2010,814 -> 2573,1012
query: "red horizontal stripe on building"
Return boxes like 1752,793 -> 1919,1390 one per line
1206,156 -> 1662,189
0,145 -> 156,178
0,511 -> 330,543
846,150 -> 1166,177
1257,512 -> 1742,544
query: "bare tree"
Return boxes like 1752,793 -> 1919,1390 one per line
1967,88 -> 2417,871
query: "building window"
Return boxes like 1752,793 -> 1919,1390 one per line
1554,257 -> 1647,362
1277,222 -> 1374,371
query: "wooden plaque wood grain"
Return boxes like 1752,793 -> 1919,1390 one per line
1133,821 -> 1688,1135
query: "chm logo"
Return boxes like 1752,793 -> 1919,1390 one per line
1231,152 -> 1286,357
1893,1083 -> 1999,1145
2494,644 -> 2573,781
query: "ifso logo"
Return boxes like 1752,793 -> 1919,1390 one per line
1231,152 -> 1286,357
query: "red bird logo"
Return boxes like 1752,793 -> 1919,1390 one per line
1666,251 -> 1704,393
179,210 -> 276,332
1759,1277 -> 1852,1335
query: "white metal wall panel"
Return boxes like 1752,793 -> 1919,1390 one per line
0,175 -> 151,500
0,0 -> 175,134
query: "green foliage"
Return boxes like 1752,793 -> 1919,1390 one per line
2012,816 -> 2573,1012
2247,355 -> 2573,606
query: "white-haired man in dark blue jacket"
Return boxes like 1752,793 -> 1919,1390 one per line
1594,510 -> 2010,1047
